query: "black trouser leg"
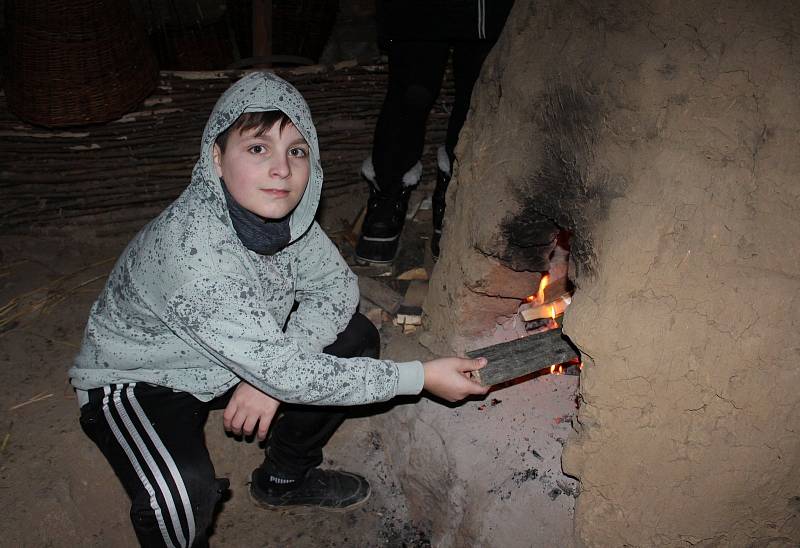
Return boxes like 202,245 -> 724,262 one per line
445,39 -> 496,161
372,40 -> 451,190
262,313 -> 380,479
80,384 -> 228,548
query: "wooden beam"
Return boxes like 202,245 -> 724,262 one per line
466,328 -> 579,386
395,280 -> 427,326
252,0 -> 272,68
358,276 -> 402,315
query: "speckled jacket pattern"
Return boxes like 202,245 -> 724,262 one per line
69,72 -> 424,405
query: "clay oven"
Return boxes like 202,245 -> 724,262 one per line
389,0 -> 800,546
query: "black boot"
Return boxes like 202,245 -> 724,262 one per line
249,466 -> 371,512
431,164 -> 451,260
356,186 -> 413,264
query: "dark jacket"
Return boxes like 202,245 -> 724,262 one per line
377,0 -> 515,43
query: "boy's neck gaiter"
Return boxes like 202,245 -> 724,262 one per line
221,179 -> 291,255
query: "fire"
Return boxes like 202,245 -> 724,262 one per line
520,295 -> 571,322
520,270 -> 583,378
537,274 -> 550,303
524,274 -> 550,304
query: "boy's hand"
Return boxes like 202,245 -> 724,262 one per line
422,357 -> 490,402
223,382 -> 280,441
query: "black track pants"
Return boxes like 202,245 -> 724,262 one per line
371,39 -> 495,187
79,313 -> 380,547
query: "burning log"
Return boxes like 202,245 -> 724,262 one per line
519,295 -> 572,322
466,327 -> 580,386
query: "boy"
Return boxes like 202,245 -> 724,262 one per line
69,72 -> 488,547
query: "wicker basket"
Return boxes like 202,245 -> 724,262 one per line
5,0 -> 159,127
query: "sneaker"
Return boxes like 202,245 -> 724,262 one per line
431,166 -> 451,260
249,467 -> 371,513
355,188 -> 412,264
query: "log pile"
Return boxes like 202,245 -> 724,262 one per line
0,63 -> 454,233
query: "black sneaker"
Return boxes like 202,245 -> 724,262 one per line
355,188 -> 412,264
249,467 -> 371,513
431,167 -> 451,260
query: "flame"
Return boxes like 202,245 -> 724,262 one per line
549,305 -> 556,320
558,365 -> 563,374
550,364 -> 556,374
525,274 -> 551,304
579,362 -> 584,371
537,274 -> 550,303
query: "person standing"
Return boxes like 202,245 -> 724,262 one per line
356,0 -> 515,264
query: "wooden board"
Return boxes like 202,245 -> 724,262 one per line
466,328 -> 579,386
358,276 -> 402,315
396,280 -> 428,325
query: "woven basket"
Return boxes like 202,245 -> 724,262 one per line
5,0 -> 159,127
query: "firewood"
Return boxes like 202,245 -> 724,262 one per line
357,276 -> 402,315
344,206 -> 367,248
396,267 -> 428,281
466,328 -> 580,386
543,276 -> 572,303
395,280 -> 427,325
519,295 -> 571,322
362,305 -> 383,330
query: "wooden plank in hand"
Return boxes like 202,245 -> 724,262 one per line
466,328 -> 579,386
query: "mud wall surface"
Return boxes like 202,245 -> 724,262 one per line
425,0 -> 800,545
373,338 -> 579,548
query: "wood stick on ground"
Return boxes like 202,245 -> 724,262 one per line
0,269 -> 110,334
357,276 -> 403,315
396,267 -> 428,281
10,392 -> 53,411
396,280 -> 428,326
467,327 -> 580,386
341,206 -> 367,249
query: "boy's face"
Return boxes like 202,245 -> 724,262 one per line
212,121 -> 310,220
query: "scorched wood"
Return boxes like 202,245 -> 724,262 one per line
466,328 -> 580,386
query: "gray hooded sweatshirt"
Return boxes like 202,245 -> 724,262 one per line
69,72 -> 425,406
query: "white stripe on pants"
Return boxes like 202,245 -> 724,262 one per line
102,384 -> 195,548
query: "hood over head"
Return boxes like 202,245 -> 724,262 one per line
193,71 -> 322,244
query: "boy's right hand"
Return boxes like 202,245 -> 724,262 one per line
422,357 -> 490,402
223,382 -> 280,441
